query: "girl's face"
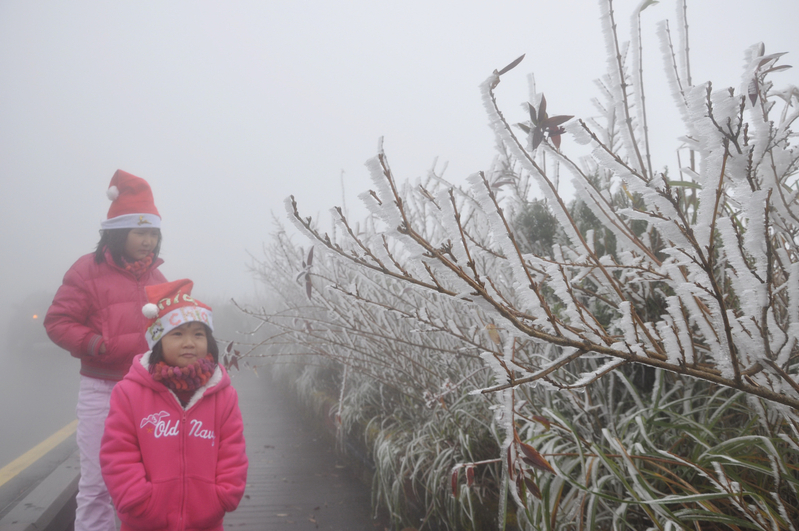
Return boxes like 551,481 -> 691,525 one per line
160,322 -> 209,368
124,228 -> 160,261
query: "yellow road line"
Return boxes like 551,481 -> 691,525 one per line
0,419 -> 78,488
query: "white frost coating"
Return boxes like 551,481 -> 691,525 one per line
559,143 -> 666,265
667,275 -> 723,356
779,263 -> 799,368
480,351 -> 510,385
544,261 -> 602,343
629,1 -> 652,178
772,492 -> 799,531
725,310 -> 760,369
741,189 -> 770,281
584,144 -> 683,253
585,229 -> 596,254
436,187 -> 477,268
618,301 -> 647,357
680,167 -> 701,181
364,154 -> 404,231
465,171 -> 547,325
358,190 -> 384,219
527,346 -> 584,381
284,196 -> 323,242
656,20 -> 690,125
666,296 -> 694,366
716,216 -> 766,323
447,319 -> 461,336
711,309 -> 735,380
673,0 -> 690,86
657,316 -> 681,366
568,119 -> 594,146
597,0 -> 643,174
492,342 -> 517,514
572,358 -> 625,388
685,84 -> 722,249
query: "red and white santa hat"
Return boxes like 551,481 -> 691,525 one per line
101,169 -> 161,230
142,279 -> 213,349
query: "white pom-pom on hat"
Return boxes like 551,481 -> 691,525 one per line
142,303 -> 159,319
107,185 -> 119,201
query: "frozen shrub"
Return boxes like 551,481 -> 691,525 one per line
249,1 -> 799,529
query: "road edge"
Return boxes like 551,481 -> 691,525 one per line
0,449 -> 79,531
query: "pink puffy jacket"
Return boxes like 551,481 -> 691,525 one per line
44,251 -> 167,381
100,352 -> 248,531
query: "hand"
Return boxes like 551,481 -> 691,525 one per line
99,343 -> 107,354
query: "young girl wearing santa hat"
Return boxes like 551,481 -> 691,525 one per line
45,170 -> 167,531
100,279 -> 248,531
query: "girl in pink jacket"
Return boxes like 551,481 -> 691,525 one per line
45,170 -> 167,531
100,279 -> 248,531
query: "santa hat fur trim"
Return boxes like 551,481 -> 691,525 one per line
143,279 -> 213,348
101,169 -> 161,230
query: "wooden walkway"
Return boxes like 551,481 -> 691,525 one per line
224,370 -> 387,530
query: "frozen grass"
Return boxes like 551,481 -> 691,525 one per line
243,228 -> 799,529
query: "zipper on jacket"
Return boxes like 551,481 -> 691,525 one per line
179,411 -> 187,531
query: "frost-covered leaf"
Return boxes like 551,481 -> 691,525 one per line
762,64 -> 792,74
518,441 -> 555,474
537,94 -> 548,124
667,180 -> 702,189
542,115 -> 574,128
757,52 -> 788,70
639,0 -> 658,11
496,53 -> 525,76
532,127 -> 544,150
550,131 -> 562,149
532,416 -> 551,431
748,78 -> 758,105
491,179 -> 516,189
527,102 -> 538,126
518,442 -> 555,474
523,474 -> 542,499
486,323 -> 501,345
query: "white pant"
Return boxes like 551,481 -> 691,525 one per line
75,376 -> 117,531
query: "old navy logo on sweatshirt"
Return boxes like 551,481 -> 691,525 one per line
141,411 -> 170,429
140,411 -> 216,445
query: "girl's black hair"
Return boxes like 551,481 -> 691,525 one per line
94,228 -> 162,266
148,323 -> 220,367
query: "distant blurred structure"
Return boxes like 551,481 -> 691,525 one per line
6,292 -> 53,349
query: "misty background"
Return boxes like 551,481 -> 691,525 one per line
1,0 -> 798,331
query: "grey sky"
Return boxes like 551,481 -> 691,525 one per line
1,0 -> 797,321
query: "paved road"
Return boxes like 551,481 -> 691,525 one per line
0,339 -> 79,469
226,369 -> 388,530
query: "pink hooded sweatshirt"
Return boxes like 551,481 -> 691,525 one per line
100,352 -> 248,531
